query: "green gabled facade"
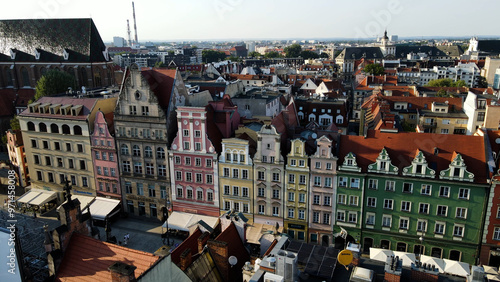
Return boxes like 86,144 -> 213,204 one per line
335,131 -> 490,265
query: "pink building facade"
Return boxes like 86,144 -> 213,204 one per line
169,106 -> 220,217
91,111 -> 121,200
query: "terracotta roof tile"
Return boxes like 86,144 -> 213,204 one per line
55,233 -> 159,282
339,130 -> 488,183
141,68 -> 176,108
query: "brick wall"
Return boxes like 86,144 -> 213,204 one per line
411,269 -> 438,282
384,272 -> 400,282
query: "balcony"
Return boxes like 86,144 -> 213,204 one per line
422,122 -> 437,128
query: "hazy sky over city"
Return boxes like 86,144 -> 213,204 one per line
1,0 -> 499,42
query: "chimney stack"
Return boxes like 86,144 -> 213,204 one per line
108,262 -> 137,282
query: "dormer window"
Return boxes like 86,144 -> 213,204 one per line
368,148 -> 398,175
439,152 -> 474,182
402,149 -> 436,178
339,152 -> 361,172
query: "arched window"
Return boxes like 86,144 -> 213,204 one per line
50,123 -> 59,133
449,250 -> 461,261
62,124 -> 70,134
73,125 -> 82,135
144,146 -> 153,158
40,67 -> 47,76
27,122 -> 35,131
157,147 -> 165,159
121,144 -> 129,155
4,68 -> 13,87
21,67 -> 30,87
39,123 -> 47,132
80,67 -> 88,87
133,145 -> 141,156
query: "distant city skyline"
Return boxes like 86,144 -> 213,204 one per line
1,0 -> 499,42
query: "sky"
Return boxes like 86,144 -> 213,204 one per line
1,0 -> 499,42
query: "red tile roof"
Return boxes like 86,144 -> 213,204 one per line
141,68 -> 177,108
382,96 -> 463,111
170,228 -> 203,266
55,233 -> 159,282
339,130 -> 488,183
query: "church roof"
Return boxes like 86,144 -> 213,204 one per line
0,18 -> 108,62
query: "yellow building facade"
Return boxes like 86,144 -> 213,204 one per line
284,139 -> 309,241
219,138 -> 254,224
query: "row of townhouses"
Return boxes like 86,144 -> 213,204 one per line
14,63 -> 500,266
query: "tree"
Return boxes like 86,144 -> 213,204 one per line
248,51 -> 261,57
154,61 -> 165,68
202,50 -> 227,63
364,64 -> 385,76
264,51 -> 281,58
228,56 -> 241,62
452,80 -> 467,88
300,50 -> 319,59
34,70 -> 77,101
10,116 -> 20,130
320,52 -> 330,59
477,76 -> 488,88
284,44 -> 302,58
426,78 -> 467,88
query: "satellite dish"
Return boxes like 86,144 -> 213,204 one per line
337,249 -> 353,269
496,138 -> 500,144
228,256 -> 238,267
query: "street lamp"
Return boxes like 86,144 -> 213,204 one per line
162,195 -> 171,246
418,233 -> 424,261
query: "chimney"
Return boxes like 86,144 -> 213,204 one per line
179,248 -> 192,271
198,232 -> 210,253
108,262 -> 137,282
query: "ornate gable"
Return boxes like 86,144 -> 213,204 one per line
402,149 -> 435,178
439,152 -> 474,182
367,147 -> 398,175
339,152 -> 361,172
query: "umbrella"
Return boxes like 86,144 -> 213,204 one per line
369,248 -> 394,262
393,251 -> 416,267
420,255 -> 445,273
443,259 -> 470,277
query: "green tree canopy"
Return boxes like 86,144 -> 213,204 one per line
10,116 -> 20,130
227,56 -> 241,62
284,44 -> 302,58
300,50 -> 319,59
426,78 -> 467,88
364,64 -> 385,75
34,70 -> 77,101
154,61 -> 165,68
202,50 -> 227,63
319,52 -> 330,59
248,51 -> 261,57
264,51 -> 281,58
477,76 -> 488,88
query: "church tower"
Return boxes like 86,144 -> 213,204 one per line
379,30 -> 395,57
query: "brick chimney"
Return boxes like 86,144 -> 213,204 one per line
179,248 -> 192,271
198,232 -> 210,253
108,261 -> 137,282
384,255 -> 402,282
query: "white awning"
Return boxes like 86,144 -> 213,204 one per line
17,189 -> 57,206
89,198 -> 121,221
162,211 -> 219,232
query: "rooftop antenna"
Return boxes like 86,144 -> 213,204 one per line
132,2 -> 138,44
127,19 -> 132,47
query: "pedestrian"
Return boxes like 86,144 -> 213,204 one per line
123,233 -> 130,245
